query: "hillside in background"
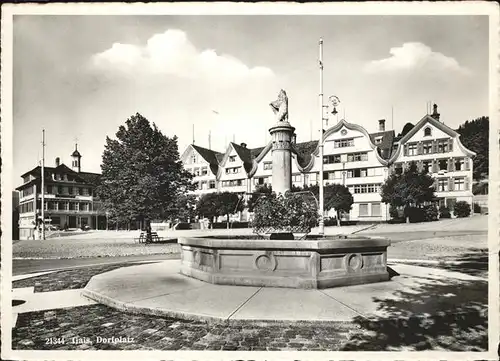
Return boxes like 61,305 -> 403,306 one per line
456,116 -> 489,181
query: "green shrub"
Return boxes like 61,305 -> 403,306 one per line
251,193 -> 318,232
389,205 -> 400,219
473,202 -> 482,213
454,201 -> 471,218
405,207 -> 425,223
439,205 -> 451,219
422,205 -> 438,221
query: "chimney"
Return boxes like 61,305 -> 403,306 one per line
378,119 -> 386,132
432,104 -> 440,121
240,142 -> 247,148
55,157 -> 60,167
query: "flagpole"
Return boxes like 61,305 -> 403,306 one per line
318,38 -> 325,236
41,129 -> 46,241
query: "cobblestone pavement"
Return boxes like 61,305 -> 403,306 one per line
12,306 -> 358,351
12,262 -> 155,292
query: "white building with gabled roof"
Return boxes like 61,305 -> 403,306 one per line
389,105 -> 476,211
180,105 -> 475,221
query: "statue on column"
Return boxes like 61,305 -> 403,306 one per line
269,89 -> 289,123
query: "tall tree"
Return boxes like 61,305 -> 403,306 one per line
456,116 -> 489,180
381,161 -> 435,223
97,113 -> 194,227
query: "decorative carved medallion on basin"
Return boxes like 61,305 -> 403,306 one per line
254,253 -> 277,271
193,250 -> 201,266
346,253 -> 363,272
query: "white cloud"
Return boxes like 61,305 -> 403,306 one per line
91,29 -> 275,85
364,42 -> 470,75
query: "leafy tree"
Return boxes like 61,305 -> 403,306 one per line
97,113 -> 194,227
294,183 -> 353,226
456,116 -> 489,180
195,193 -> 219,221
196,191 -> 245,228
251,192 -> 318,233
175,194 -> 197,222
247,184 -> 272,212
323,184 -> 354,226
381,161 -> 435,223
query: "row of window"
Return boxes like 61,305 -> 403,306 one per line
196,180 -> 217,190
394,157 -> 470,174
18,201 -> 93,213
347,184 -> 382,194
44,201 -> 92,212
52,173 -> 80,182
189,166 -> 209,177
19,202 -> 34,213
333,138 -> 354,148
436,177 -> 469,192
46,186 -> 92,196
324,152 -> 368,164
404,139 -> 453,156
226,167 -> 241,175
20,185 -> 92,197
222,179 -> 246,187
325,167 -> 384,180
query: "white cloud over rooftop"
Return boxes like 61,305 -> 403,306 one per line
364,42 -> 470,75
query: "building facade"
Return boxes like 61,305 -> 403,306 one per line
180,105 -> 475,221
16,146 -> 107,240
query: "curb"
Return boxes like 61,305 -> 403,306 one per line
388,258 -> 488,265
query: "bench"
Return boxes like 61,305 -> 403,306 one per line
135,231 -> 164,244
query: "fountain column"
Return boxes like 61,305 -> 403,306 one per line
269,121 -> 295,195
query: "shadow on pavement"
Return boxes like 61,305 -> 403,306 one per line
439,251 -> 489,277
341,275 -> 488,351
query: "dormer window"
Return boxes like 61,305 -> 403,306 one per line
424,127 -> 432,136
374,136 -> 383,145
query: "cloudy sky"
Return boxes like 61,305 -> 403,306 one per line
13,14 -> 489,180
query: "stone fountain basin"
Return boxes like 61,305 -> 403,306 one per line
179,236 -> 391,289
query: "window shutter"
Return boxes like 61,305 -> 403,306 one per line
417,142 -> 423,155
403,144 -> 408,156
448,178 -> 453,191
464,177 -> 469,191
432,140 -> 437,154
432,160 -> 438,173
449,138 -> 453,152
465,158 -> 470,171
447,158 -> 453,172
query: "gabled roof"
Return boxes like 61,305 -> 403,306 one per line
388,114 -> 476,163
399,114 -> 457,144
191,144 -> 223,166
18,164 -> 101,190
230,142 -> 253,163
369,130 -> 395,160
293,140 -> 319,168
